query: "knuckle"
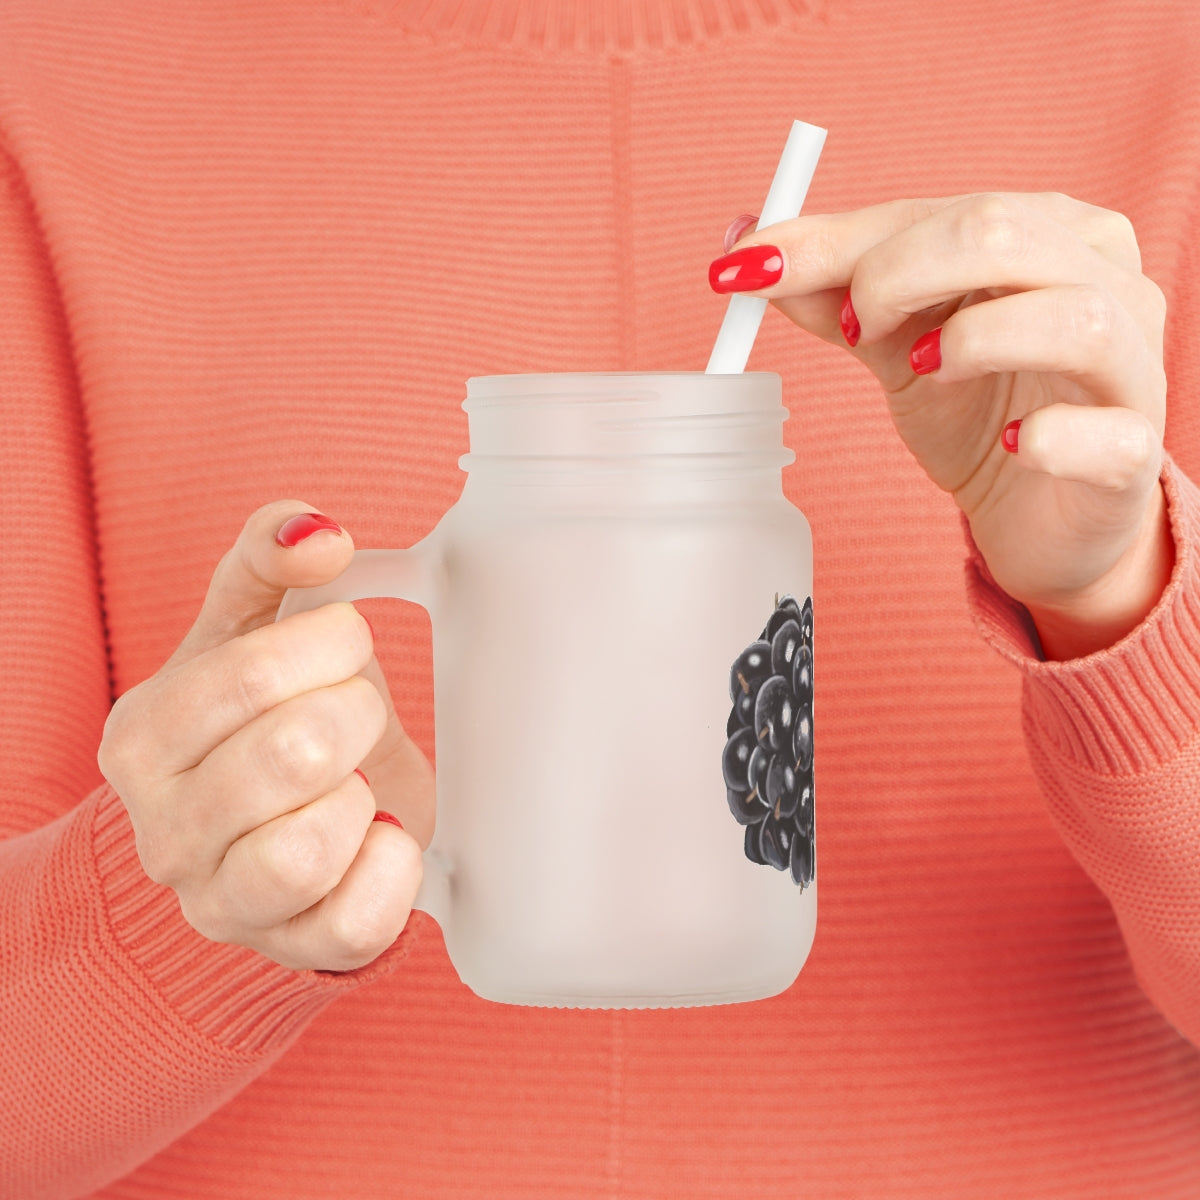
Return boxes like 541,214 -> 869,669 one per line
1117,414 -> 1161,474
177,889 -> 241,947
296,604 -> 373,678
95,726 -> 125,785
1032,190 -> 1077,226
97,688 -> 149,782
232,644 -> 288,716
1082,204 -> 1143,272
325,902 -> 393,968
258,814 -> 341,899
962,194 -> 1030,262
789,223 -> 840,280
1086,414 -> 1161,492
1099,208 -> 1138,252
261,710 -> 337,790
1062,286 -> 1118,348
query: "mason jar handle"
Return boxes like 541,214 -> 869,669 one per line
275,546 -> 434,616
275,544 -> 452,929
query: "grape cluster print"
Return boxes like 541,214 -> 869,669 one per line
721,595 -> 814,888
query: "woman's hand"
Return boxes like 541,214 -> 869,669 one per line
711,192 -> 1172,659
98,501 -> 434,972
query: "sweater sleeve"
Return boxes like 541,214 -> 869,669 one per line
966,457 -> 1200,1048
0,151 -> 416,1198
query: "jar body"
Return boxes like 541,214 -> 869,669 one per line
423,373 -> 817,1007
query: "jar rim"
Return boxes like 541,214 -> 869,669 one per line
464,370 -> 782,409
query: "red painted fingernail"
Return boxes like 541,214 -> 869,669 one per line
722,213 -> 759,253
275,512 -> 343,548
708,244 -> 784,293
1002,419 -> 1022,453
354,768 -> 370,787
910,327 -> 942,375
839,290 -> 860,347
372,810 -> 404,830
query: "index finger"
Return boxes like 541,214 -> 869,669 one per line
729,191 -> 1143,299
132,601 -> 374,777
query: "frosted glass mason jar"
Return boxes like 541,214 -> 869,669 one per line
279,372 -> 816,1008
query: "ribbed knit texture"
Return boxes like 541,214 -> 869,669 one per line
1,1 -> 1199,1197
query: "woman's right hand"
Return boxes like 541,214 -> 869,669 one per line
98,501 -> 433,972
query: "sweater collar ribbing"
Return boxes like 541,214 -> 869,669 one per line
350,0 -> 826,52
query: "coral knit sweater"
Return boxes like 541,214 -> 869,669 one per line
2,1 -> 1200,1197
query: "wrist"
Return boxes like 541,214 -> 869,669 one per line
1021,483 -> 1174,660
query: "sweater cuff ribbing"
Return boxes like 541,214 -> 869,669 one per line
965,456 -> 1200,775
90,784 -> 419,1058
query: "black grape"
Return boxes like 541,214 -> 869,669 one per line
792,705 -> 813,774
729,641 -> 772,705
721,725 -> 757,792
727,785 -> 770,826
747,745 -> 770,798
790,830 -> 814,888
792,643 -> 813,705
744,821 -> 768,865
766,595 -> 802,641
799,596 -> 813,646
793,770 -> 814,839
765,755 -> 799,820
770,618 -> 801,677
754,675 -> 795,754
759,816 -> 792,871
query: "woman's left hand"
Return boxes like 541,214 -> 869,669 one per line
711,192 -> 1172,659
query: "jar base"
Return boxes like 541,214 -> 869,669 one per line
461,962 -> 809,1009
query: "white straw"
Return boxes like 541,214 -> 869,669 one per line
705,120 -> 827,374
